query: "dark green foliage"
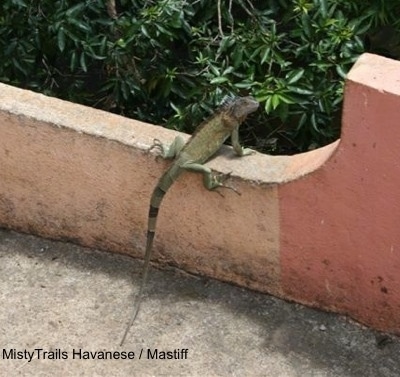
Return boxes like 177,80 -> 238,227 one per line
1,0 -> 399,153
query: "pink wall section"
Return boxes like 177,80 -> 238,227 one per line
279,54 -> 400,333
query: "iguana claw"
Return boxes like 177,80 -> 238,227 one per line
148,138 -> 163,153
214,171 -> 241,196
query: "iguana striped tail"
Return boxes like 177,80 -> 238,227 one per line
120,167 -> 181,346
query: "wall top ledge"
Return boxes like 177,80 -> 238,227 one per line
348,53 -> 400,96
0,82 -> 338,185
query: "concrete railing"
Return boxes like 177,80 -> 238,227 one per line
0,53 -> 399,335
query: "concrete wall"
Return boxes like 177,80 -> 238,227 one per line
0,53 -> 399,335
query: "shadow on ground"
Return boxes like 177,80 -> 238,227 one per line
0,228 -> 399,376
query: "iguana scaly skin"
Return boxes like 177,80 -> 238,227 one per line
120,96 -> 259,345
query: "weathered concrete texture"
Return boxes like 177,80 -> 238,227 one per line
1,229 -> 400,376
280,53 -> 400,334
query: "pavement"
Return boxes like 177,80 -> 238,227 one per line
0,228 -> 399,376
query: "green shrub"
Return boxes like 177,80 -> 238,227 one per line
1,0 -> 399,153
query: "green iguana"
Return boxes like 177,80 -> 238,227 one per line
120,96 -> 259,346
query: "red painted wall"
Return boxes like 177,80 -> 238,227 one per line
279,54 -> 400,333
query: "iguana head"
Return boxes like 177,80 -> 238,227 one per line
223,96 -> 259,121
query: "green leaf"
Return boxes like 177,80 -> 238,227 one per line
99,36 -> 107,55
12,0 -> 27,7
85,44 -> 107,60
264,96 -> 274,113
210,76 -> 229,84
64,28 -> 79,43
260,47 -> 270,64
311,112 -> 319,132
218,36 -> 232,54
70,51 -> 77,71
232,48 -> 243,68
287,86 -> 314,95
336,65 -> 348,79
301,14 -> 312,38
278,93 -> 295,104
68,18 -> 91,33
286,69 -> 304,84
155,23 -> 173,37
210,65 -> 220,76
271,94 -> 280,109
79,52 -> 87,72
66,3 -> 85,17
57,27 -> 66,52
140,25 -> 151,39
222,66 -> 234,76
318,0 -> 328,18
234,81 -> 253,89
297,113 -> 307,130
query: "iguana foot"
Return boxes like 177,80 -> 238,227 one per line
149,136 -> 185,159
213,172 -> 241,196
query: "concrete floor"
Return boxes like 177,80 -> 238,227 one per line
0,228 -> 399,376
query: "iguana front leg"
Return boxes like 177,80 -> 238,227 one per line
231,127 -> 254,157
149,136 -> 186,159
181,161 -> 240,195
